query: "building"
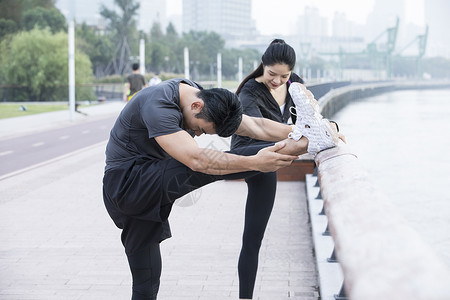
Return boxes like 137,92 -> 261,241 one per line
137,0 -> 167,32
55,0 -> 167,33
424,0 -> 450,58
55,0 -> 114,26
182,0 -> 257,45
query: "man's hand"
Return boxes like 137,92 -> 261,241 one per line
253,142 -> 299,172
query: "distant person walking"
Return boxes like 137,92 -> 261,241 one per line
124,63 -> 148,102
149,74 -> 162,86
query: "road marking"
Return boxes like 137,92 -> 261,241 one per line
59,135 -> 69,140
32,142 -> 44,147
0,150 -> 13,156
82,130 -> 90,134
0,141 -> 107,181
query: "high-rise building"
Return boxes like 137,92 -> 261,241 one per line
55,0 -> 167,33
297,6 -> 328,38
137,0 -> 167,32
424,0 -> 450,58
182,0 -> 256,41
366,0 -> 405,46
55,0 -> 114,26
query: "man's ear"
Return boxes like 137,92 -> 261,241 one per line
191,100 -> 204,113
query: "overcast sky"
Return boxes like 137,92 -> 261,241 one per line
166,0 -> 425,36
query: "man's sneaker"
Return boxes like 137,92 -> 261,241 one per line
288,82 -> 339,155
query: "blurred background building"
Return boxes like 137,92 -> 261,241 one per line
182,0 -> 257,48
54,0 -> 448,59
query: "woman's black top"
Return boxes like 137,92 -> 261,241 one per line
231,73 -> 303,149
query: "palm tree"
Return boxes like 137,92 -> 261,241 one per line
100,0 -> 140,75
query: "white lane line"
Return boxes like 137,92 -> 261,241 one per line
59,135 -> 69,140
0,150 -> 13,156
0,140 -> 107,181
32,142 -> 45,147
81,130 -> 90,134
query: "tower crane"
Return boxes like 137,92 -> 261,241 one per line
395,25 -> 428,78
317,17 -> 400,80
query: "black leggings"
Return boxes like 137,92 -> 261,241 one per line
126,244 -> 162,300
238,171 -> 277,299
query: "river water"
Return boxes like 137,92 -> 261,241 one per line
332,88 -> 450,268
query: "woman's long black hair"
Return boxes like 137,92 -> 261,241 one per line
235,39 -> 297,95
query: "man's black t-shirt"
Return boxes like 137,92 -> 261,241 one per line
105,78 -> 202,171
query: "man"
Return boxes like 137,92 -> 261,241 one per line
149,74 -> 162,86
103,78 -> 342,299
124,63 -> 148,102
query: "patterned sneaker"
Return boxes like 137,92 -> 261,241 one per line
288,82 -> 339,155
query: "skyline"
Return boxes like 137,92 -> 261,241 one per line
166,0 -> 426,36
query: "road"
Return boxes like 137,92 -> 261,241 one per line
0,115 -> 117,177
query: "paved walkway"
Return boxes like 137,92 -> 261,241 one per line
0,102 -> 319,299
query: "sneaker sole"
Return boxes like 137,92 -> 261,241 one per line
288,82 -> 320,120
289,83 -> 339,154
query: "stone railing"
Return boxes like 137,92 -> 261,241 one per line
306,81 -> 450,299
308,144 -> 450,299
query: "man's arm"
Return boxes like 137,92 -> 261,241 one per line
155,130 -> 298,175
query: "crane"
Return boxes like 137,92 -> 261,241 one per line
395,25 -> 429,78
317,17 -> 400,80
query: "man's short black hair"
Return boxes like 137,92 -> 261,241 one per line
132,63 -> 139,71
195,88 -> 242,137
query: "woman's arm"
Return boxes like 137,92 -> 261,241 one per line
235,114 -> 292,142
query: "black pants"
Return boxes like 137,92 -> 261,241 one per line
238,171 -> 277,299
103,143 -> 273,299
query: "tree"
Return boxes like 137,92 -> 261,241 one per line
182,31 -> 225,80
76,23 -> 114,78
0,18 -> 18,39
221,48 -> 261,79
22,7 -> 67,33
0,0 -> 58,30
100,0 -> 140,75
164,23 -> 183,73
0,0 -> 25,25
0,28 -> 93,101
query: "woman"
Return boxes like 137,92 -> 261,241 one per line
231,39 -> 304,299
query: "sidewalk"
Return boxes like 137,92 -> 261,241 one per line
0,102 -> 319,299
0,101 -> 126,140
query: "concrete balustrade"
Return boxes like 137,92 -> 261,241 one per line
306,81 -> 450,299
317,81 -> 450,118
313,144 -> 450,300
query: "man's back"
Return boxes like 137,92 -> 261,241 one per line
127,73 -> 146,95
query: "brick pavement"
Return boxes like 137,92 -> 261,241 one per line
0,102 -> 319,299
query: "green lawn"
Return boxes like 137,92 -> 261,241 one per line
0,103 -> 70,119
